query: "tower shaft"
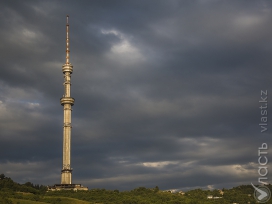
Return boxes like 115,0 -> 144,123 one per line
60,15 -> 74,184
48,15 -> 88,191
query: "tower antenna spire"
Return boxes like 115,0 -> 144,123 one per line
66,15 -> 70,64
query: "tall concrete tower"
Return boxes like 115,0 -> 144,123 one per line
48,15 -> 87,191
60,15 -> 74,185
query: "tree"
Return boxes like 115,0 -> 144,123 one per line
0,174 -> 5,180
154,186 -> 160,193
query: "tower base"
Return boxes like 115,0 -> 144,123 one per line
47,183 -> 88,191
61,169 -> 72,184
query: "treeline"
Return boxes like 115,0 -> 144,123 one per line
0,173 -> 271,204
0,173 -> 47,194
0,173 -> 48,204
46,185 -> 264,204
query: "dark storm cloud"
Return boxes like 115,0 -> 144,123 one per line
0,0 -> 272,191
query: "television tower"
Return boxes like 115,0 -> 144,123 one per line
48,15 -> 87,191
60,15 -> 74,184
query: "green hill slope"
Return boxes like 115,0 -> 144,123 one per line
1,173 -> 272,204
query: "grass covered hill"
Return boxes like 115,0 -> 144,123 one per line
0,173 -> 271,204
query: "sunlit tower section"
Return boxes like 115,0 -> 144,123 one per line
60,15 -> 74,184
48,15 -> 87,191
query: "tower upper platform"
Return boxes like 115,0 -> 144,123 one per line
62,63 -> 73,73
60,97 -> 75,106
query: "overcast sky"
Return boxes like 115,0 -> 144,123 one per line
1,0 -> 272,191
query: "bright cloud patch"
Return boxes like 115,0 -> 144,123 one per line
142,161 -> 179,168
101,29 -> 145,64
27,102 -> 40,108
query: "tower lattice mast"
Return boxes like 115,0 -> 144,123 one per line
60,15 -> 74,184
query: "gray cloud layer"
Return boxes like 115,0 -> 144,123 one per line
0,0 -> 272,191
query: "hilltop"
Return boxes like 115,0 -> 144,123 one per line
0,174 -> 271,204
